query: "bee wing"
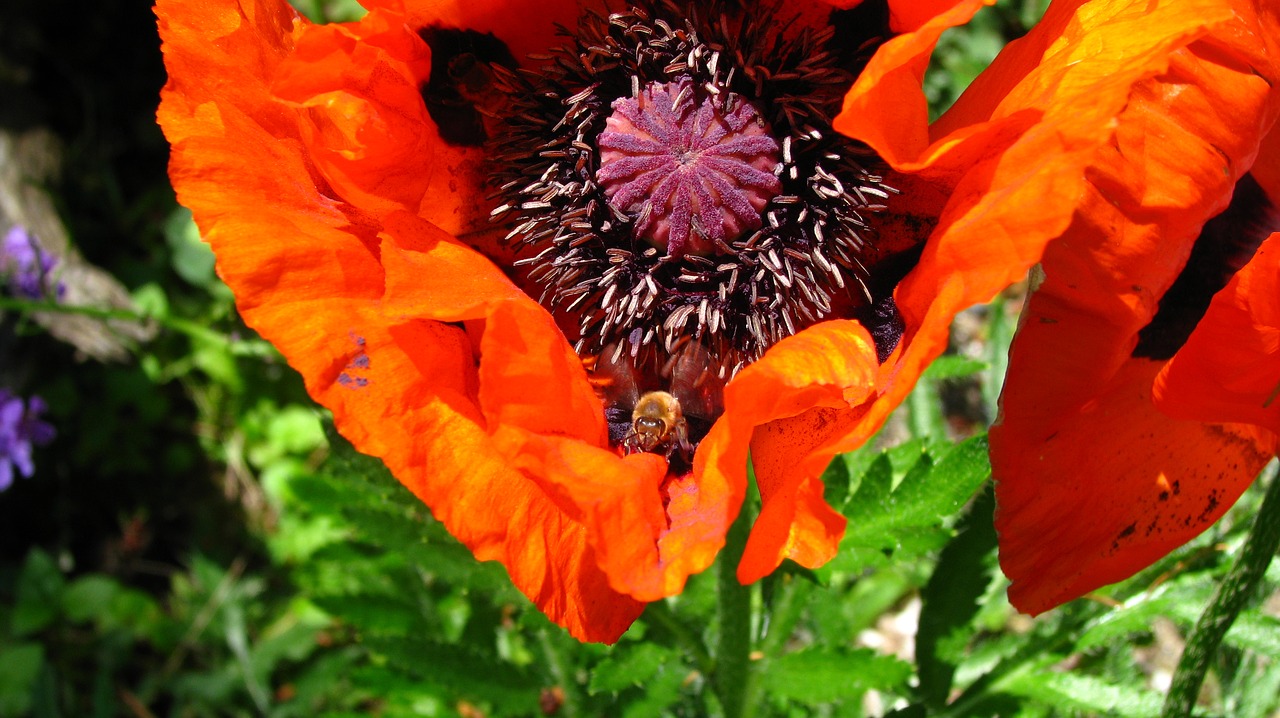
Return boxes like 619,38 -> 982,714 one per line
591,344 -> 646,447
590,343 -> 642,410
667,340 -> 725,421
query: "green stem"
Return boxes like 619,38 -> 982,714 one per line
1162,466 -> 1280,718
0,296 -> 267,352
715,496 -> 757,718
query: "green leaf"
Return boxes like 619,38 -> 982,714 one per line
192,332 -> 243,393
130,282 -> 170,321
11,549 -> 65,637
1001,668 -> 1164,717
590,644 -> 681,694
761,648 -> 912,705
313,594 -> 423,637
835,436 -> 991,573
61,575 -> 121,624
620,661 -> 692,718
916,486 -> 998,709
164,206 -> 218,289
364,635 -> 541,716
0,643 -> 44,717
1225,612 -> 1280,656
922,355 -> 989,380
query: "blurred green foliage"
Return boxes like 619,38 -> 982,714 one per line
2,0 -> 1279,716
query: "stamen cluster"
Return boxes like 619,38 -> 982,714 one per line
488,0 -> 893,380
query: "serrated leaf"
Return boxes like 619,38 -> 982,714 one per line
1226,612 -> 1280,656
894,435 -> 991,520
838,436 -> 990,572
314,594 -> 423,636
1075,582 -> 1211,653
621,662 -> 692,718
916,486 -> 998,709
364,635 -> 541,716
760,648 -> 912,704
590,643 -> 681,694
1001,669 -> 1163,717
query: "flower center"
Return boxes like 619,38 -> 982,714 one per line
596,79 -> 781,258
482,1 -> 899,410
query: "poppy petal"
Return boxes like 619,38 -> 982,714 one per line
833,0 -> 989,167
1155,234 -> 1280,440
158,0 -> 739,642
738,0 -> 1243,585
377,213 -> 735,602
991,1 -> 1280,614
817,0 -> 979,34
719,320 -> 881,582
271,10 -> 436,216
372,0 -> 592,63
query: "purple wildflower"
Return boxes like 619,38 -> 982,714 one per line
0,389 -> 55,491
1,226 -> 64,301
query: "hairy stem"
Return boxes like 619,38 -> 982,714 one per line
715,495 -> 757,718
1162,465 -> 1280,717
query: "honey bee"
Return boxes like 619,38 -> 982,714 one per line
624,390 -> 693,457
589,339 -> 725,463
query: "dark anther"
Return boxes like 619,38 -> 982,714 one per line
1133,173 -> 1278,359
419,27 -> 517,146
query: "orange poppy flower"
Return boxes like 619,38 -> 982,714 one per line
157,0 -> 1237,641
991,0 -> 1280,615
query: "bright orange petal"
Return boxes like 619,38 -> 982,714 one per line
1155,235 -> 1280,438
997,362 -> 1271,611
271,10 -> 436,216
991,0 -> 1280,614
740,0 -> 1249,586
816,0 -> 974,33
707,320 -> 880,583
833,0 -> 990,167
158,0 -> 740,642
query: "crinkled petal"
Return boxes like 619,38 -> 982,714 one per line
272,11 -> 436,216
737,0 -> 1243,584
157,0 -> 735,642
991,0 -> 1280,614
833,0 -> 989,167
706,321 -> 880,583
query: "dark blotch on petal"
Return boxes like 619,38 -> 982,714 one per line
419,27 -> 517,146
856,294 -> 904,363
1134,173 -> 1278,359
826,0 -> 891,76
